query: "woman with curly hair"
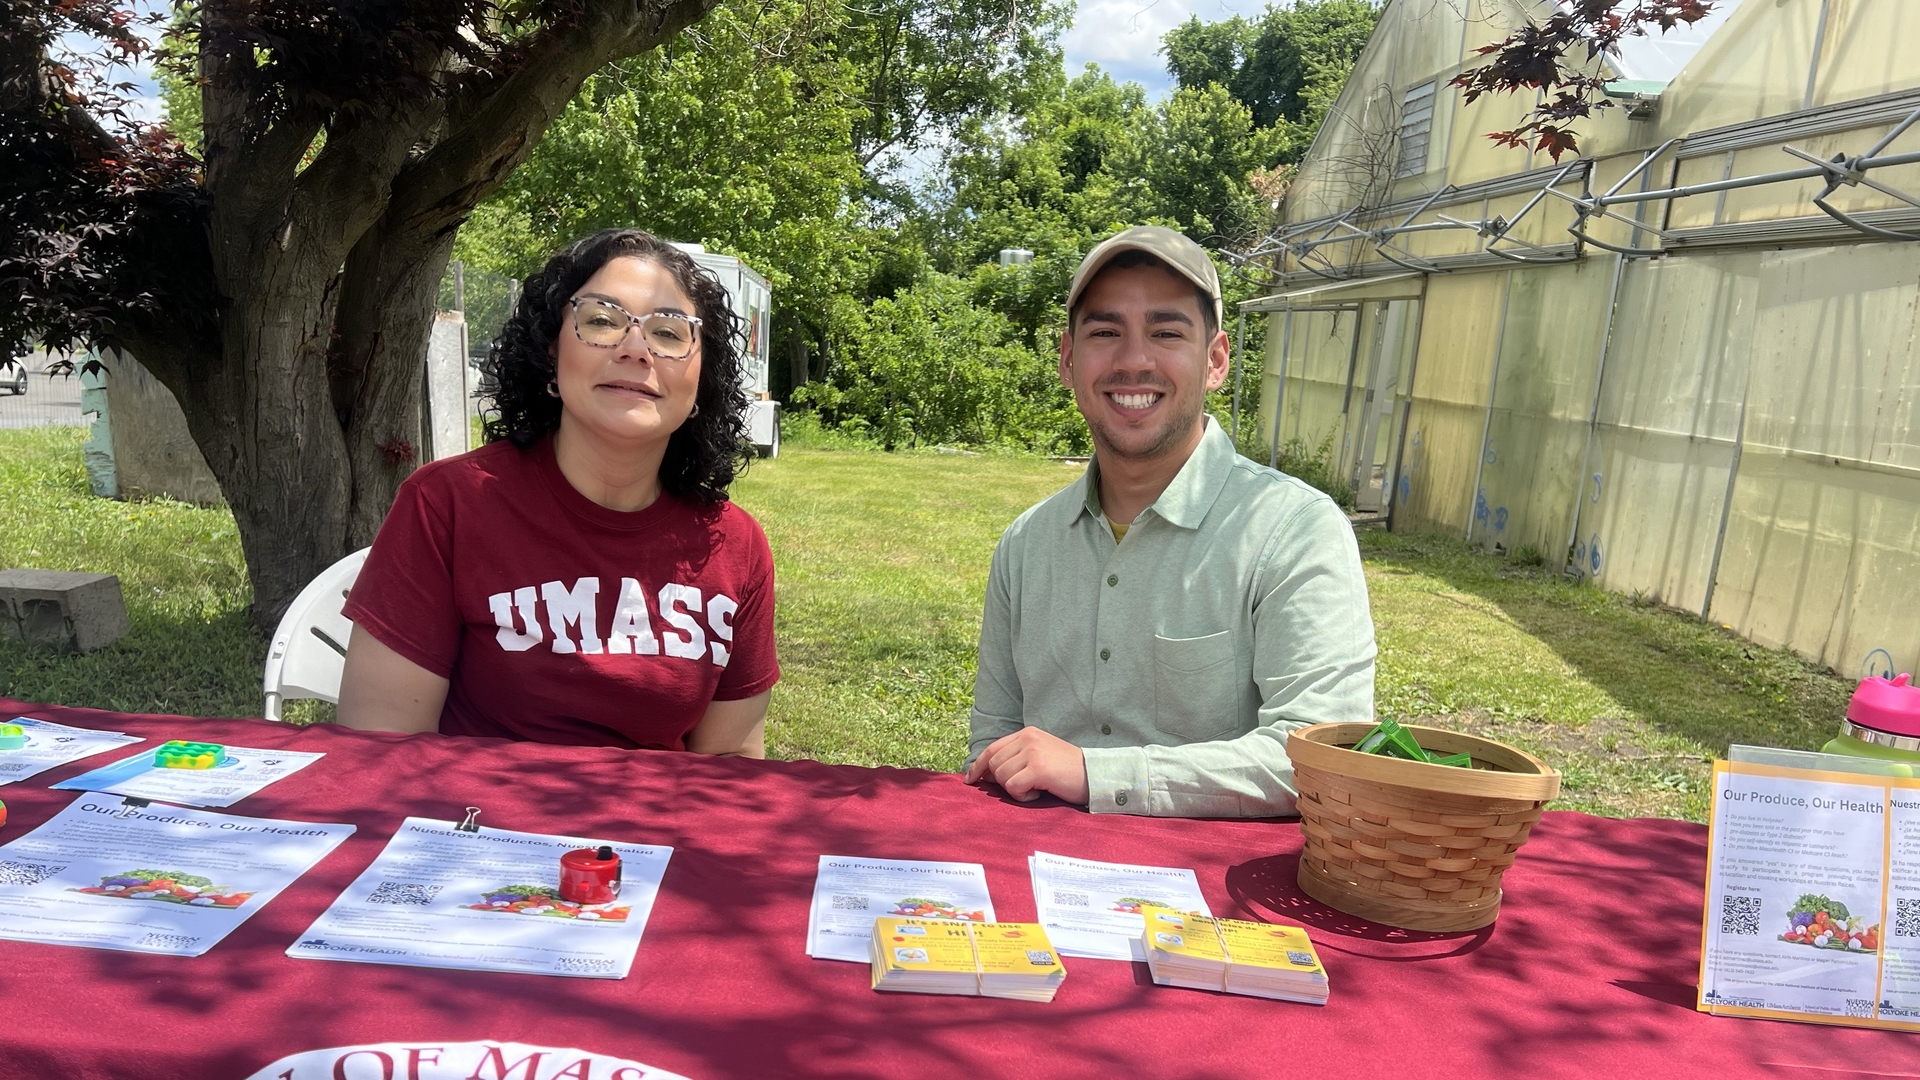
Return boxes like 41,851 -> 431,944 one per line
336,228 -> 778,755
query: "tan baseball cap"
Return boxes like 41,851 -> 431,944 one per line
1066,225 -> 1223,329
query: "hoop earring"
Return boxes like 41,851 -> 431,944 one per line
689,402 -> 701,418
546,381 -> 560,398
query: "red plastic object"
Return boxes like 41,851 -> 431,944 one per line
0,798 -> 7,829
558,846 -> 621,905
1848,673 -> 1920,738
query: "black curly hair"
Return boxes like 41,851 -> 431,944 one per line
479,228 -> 752,504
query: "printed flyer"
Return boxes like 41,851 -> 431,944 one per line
0,795 -> 353,956
53,744 -> 325,808
1699,754 -> 1920,1030
0,716 -> 142,786
1028,851 -> 1212,961
806,856 -> 996,963
287,817 -> 673,979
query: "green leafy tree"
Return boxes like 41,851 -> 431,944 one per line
1162,1 -> 1378,136
795,275 -> 1083,453
8,0 -> 721,624
841,0 -> 1072,173
455,0 -> 866,337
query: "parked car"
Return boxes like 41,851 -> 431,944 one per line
1,359 -> 26,395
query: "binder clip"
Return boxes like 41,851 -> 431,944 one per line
455,806 -> 483,833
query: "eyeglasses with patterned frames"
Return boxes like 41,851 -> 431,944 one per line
568,297 -> 703,360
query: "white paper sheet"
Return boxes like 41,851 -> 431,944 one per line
0,716 -> 142,786
1029,851 -> 1212,961
0,794 -> 353,956
287,817 -> 673,979
53,744 -> 325,808
806,855 -> 996,962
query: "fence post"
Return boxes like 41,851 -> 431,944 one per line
1562,253 -> 1628,574
1466,270 -> 1515,543
1269,309 -> 1294,468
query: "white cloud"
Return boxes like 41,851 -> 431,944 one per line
1062,0 -> 1271,99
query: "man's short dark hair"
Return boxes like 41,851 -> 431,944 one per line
1069,250 -> 1219,337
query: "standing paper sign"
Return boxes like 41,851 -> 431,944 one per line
1699,748 -> 1920,1029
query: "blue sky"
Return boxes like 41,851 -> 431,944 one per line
1064,0 -> 1271,98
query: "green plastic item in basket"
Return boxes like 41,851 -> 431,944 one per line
1349,719 -> 1471,768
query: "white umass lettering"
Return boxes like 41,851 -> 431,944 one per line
606,577 -> 662,655
657,583 -> 707,660
542,578 -> 604,655
487,577 -> 739,666
706,594 -> 737,667
487,587 -> 543,652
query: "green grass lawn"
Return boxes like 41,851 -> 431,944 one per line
0,426 -> 1855,822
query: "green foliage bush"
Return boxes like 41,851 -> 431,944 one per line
794,275 -> 1087,454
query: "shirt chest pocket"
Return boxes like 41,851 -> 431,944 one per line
1152,630 -> 1238,742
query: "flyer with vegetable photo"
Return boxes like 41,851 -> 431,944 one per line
0,796 -> 353,956
1699,758 -> 1920,1030
286,817 -> 672,979
1028,852 -> 1212,961
806,856 -> 996,963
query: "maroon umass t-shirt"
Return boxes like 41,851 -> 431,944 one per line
343,436 -> 779,749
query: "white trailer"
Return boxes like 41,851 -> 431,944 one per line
673,243 -> 778,457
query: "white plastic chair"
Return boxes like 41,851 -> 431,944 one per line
263,547 -> 370,720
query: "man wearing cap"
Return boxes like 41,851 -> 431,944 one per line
962,226 -> 1376,817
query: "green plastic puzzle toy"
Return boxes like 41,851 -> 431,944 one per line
0,724 -> 24,750
154,740 -> 225,770
1350,719 -> 1473,768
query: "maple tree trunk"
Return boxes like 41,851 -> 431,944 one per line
147,241 -> 357,632
334,222 -> 460,551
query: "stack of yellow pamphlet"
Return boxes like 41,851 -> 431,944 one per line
1140,905 -> 1328,1005
870,917 -> 1066,1001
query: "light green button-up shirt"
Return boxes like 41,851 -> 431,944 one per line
967,417 -> 1377,818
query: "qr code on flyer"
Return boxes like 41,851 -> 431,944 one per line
1051,890 -> 1090,908
366,881 -> 442,906
1896,898 -> 1920,939
0,861 -> 65,887
831,894 -> 868,911
1720,894 -> 1762,936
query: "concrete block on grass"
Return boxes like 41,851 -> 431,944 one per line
0,570 -> 131,652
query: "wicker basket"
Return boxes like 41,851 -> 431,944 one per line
1288,722 -> 1561,932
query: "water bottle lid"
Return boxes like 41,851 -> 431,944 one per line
1848,673 -> 1920,738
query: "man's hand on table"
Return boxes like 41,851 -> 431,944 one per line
964,727 -> 1089,806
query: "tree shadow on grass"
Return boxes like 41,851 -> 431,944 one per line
1361,531 -> 1850,758
0,606 -> 267,719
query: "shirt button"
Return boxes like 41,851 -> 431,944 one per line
1100,648 -> 1110,661
1101,724 -> 1111,735
1107,574 -> 1118,587
1116,793 -> 1129,806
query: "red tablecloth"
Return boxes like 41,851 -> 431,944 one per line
1,698 -> 1916,1080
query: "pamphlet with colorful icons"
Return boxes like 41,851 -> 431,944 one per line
53,743 -> 324,808
0,716 -> 142,787
1141,906 -> 1328,1004
870,917 -> 1065,1001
